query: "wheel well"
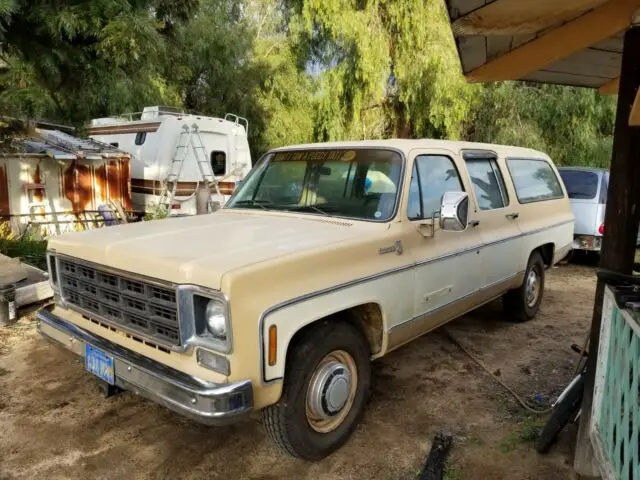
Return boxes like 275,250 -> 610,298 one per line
286,303 -> 384,361
535,243 -> 555,267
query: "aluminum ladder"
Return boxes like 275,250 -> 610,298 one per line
189,124 -> 221,212
158,125 -> 193,209
158,124 -> 220,212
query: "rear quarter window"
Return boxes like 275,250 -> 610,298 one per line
558,170 -> 599,200
506,158 -> 564,204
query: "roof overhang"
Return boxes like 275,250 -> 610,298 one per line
444,0 -> 640,97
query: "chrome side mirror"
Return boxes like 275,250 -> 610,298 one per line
439,192 -> 469,232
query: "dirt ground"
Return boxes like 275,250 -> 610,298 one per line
0,263 -> 597,480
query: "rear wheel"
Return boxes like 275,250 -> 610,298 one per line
262,321 -> 371,460
503,251 -> 545,322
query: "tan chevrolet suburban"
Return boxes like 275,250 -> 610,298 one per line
39,140 -> 573,459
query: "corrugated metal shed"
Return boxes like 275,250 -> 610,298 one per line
0,129 -> 132,234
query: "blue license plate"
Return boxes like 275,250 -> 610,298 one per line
85,344 -> 115,385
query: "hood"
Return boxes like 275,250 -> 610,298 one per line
49,210 -> 386,288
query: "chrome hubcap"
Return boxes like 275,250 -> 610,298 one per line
526,268 -> 540,308
306,350 -> 357,433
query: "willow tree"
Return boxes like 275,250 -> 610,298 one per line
247,0 -> 315,153
0,0 -> 199,123
286,0 -> 477,141
471,82 -> 617,167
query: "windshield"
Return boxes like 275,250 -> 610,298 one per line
559,170 -> 599,200
226,148 -> 403,221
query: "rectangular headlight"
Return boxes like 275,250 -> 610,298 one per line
177,286 -> 232,353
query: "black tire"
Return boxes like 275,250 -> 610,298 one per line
503,251 -> 545,322
535,374 -> 585,453
262,320 -> 371,460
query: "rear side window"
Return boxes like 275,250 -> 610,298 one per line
465,159 -> 509,210
507,159 -> 564,204
558,170 -> 599,200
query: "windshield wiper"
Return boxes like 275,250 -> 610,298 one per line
290,205 -> 331,216
231,199 -> 269,210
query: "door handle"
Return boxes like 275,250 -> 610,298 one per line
505,213 -> 519,220
469,220 -> 480,227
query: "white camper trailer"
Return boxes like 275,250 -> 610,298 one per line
88,106 -> 252,215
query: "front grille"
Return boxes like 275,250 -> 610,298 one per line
58,257 -> 180,346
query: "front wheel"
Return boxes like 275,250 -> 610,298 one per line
503,251 -> 545,322
262,321 -> 371,460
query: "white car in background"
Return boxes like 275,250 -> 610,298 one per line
558,166 -> 640,253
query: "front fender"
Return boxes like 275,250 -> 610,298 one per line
259,271 -> 411,383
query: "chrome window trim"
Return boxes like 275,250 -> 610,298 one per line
258,218 -> 574,383
224,146 -> 407,224
462,150 -> 510,211
408,153 -> 466,221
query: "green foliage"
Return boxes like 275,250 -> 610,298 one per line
0,0 -> 197,124
0,222 -> 47,270
470,82 -> 616,167
0,0 -> 618,168
498,415 -> 547,453
143,203 -> 170,221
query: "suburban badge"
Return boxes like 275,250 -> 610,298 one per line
379,240 -> 403,255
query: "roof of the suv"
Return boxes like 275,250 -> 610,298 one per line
271,139 -> 549,160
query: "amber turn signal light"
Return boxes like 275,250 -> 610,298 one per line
268,325 -> 277,366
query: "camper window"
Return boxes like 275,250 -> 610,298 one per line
135,132 -> 146,145
211,151 -> 226,176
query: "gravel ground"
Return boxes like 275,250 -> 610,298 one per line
0,263 -> 596,480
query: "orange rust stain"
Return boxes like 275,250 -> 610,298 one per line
107,159 -> 132,209
95,163 -> 107,205
63,161 -> 93,213
0,163 -> 9,216
62,158 -> 132,213
32,162 -> 44,203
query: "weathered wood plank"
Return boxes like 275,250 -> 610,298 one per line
486,35 -> 512,60
458,36 -> 487,73
0,254 -> 27,284
524,70 -> 607,88
452,0 -> 607,36
465,0 -> 640,83
599,77 -> 620,95
546,48 -> 622,78
447,0 -> 488,21
593,33 -> 625,53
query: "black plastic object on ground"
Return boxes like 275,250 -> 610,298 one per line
419,432 -> 454,480
0,283 -> 17,326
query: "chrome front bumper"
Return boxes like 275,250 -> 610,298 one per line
37,309 -> 253,425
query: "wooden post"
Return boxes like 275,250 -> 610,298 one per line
574,25 -> 640,476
